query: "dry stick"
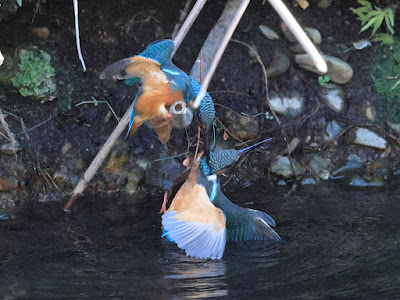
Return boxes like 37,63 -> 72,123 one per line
171,0 -> 193,39
64,104 -> 133,211
267,0 -> 327,73
73,0 -> 86,72
0,108 -> 18,156
64,0 -> 207,212
193,0 -> 250,109
172,0 -> 208,56
193,0 -> 328,109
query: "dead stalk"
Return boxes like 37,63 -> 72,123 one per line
0,108 -> 18,155
171,0 -> 193,38
73,0 -> 86,72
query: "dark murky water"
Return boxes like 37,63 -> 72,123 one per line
1,185 -> 400,299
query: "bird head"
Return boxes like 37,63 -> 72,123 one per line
139,40 -> 175,65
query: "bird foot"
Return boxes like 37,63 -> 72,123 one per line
159,192 -> 168,214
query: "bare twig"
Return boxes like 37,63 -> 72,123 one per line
75,100 -> 120,122
266,0 -> 326,73
0,108 -> 18,155
20,117 -> 30,140
193,0 -> 250,109
18,115 -> 54,135
172,0 -> 193,38
31,0 -> 40,24
64,103 -> 133,212
172,0 -> 208,56
73,0 -> 86,72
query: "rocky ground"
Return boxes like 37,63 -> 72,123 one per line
1,0 -> 400,219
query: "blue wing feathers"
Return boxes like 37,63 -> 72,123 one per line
162,211 -> 226,260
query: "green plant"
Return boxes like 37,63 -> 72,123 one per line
371,37 -> 400,123
11,50 -> 57,102
318,75 -> 330,86
350,0 -> 395,45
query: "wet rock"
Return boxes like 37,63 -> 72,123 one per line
269,90 -> 305,117
295,54 -> 353,84
304,27 -> 322,45
319,84 -> 346,113
33,27 -> 50,39
61,142 -> 73,155
349,175 -> 385,187
289,43 -> 306,54
0,175 -> 18,191
280,22 -> 297,42
283,137 -> 301,155
331,154 -> 363,178
326,120 -> 342,140
52,168 -> 80,190
301,176 -> 319,185
223,110 -> 259,141
351,128 -> 387,150
145,152 -> 185,191
125,166 -> 146,196
316,0 -> 333,8
309,155 -> 331,180
259,25 -> 279,40
271,156 -> 306,178
0,160 -> 25,191
266,48 -> 290,78
365,106 -> 376,122
0,191 -> 18,219
388,122 -> 400,134
0,141 -> 22,155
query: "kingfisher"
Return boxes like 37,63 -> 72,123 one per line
100,40 -> 215,143
162,154 -> 280,260
208,138 -> 272,174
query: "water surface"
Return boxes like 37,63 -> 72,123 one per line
1,185 -> 399,299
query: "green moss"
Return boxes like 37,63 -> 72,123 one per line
11,50 -> 57,102
371,37 -> 400,123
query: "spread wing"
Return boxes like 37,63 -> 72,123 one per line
162,183 -> 226,260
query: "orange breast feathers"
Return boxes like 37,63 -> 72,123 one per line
124,56 -> 184,137
162,163 -> 227,259
167,183 -> 226,230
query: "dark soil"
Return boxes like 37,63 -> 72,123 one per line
0,0 -> 398,198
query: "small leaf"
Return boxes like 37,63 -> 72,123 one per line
360,16 -> 377,33
371,14 -> 384,36
16,0 -> 22,7
386,8 -> 394,27
389,79 -> 400,92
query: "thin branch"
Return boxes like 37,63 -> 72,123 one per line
171,0 -> 193,38
266,0 -> 327,73
64,103 -> 133,212
193,0 -> 250,108
172,0 -> 208,56
73,0 -> 86,72
75,100 -> 120,122
18,115 -> 54,135
0,108 -> 18,156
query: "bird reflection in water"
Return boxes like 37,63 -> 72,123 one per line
163,250 -> 228,298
